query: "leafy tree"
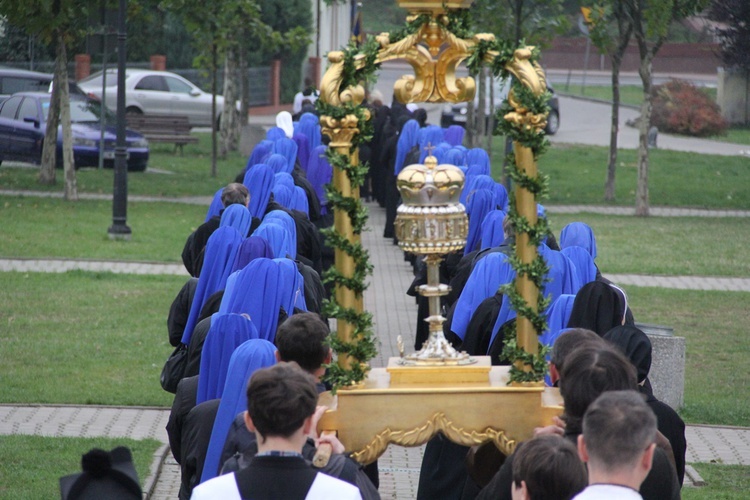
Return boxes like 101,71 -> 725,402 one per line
0,0 -> 88,199
473,0 -> 569,48
587,3 -> 633,202
623,0 -> 709,216
708,0 -> 750,72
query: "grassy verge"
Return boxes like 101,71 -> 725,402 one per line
558,83 -> 718,108
0,435 -> 161,500
548,214 -> 750,278
628,286 -> 750,427
683,464 -> 750,499
0,271 -> 182,407
0,134 -> 246,197
0,196 -> 205,262
491,141 -> 750,209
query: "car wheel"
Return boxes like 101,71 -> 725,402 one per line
126,106 -> 143,117
128,161 -> 148,173
545,110 -> 560,135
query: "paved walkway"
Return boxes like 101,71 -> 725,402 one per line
1,201 -> 749,498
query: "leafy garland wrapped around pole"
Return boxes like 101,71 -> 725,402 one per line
317,9 -> 552,391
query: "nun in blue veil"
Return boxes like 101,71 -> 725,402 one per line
291,132 -> 310,172
219,258 -> 294,341
204,188 -> 224,222
541,294 -> 577,349
479,209 -> 507,250
273,172 -> 295,191
460,174 -> 495,206
265,153 -> 290,175
291,186 -> 310,215
219,204 -> 252,237
200,339 -> 277,483
449,252 -> 515,341
253,224 -> 295,260
384,119 -> 421,240
275,257 -> 308,313
443,147 -> 466,169
444,125 -> 465,146
464,189 -> 496,255
307,145 -> 332,215
263,210 -> 298,257
181,227 -> 243,346
265,126 -> 286,142
271,184 -> 293,209
243,140 -> 272,176
230,236 -> 274,273
561,246 -> 598,286
196,313 -> 259,405
297,112 -> 321,151
466,147 -> 490,175
271,138 -> 298,174
493,183 -> 509,211
394,119 -> 421,174
418,125 -> 445,162
560,221 -> 597,259
465,163 -> 489,178
242,164 -> 274,219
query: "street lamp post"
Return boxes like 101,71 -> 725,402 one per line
108,0 -> 131,240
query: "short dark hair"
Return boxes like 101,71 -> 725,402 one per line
222,183 -> 250,207
275,313 -> 330,373
559,345 -> 637,431
246,363 -> 318,440
583,390 -> 657,471
512,435 -> 587,500
550,328 -> 605,370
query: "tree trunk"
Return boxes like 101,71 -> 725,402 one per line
604,56 -> 621,202
476,68 -> 487,146
211,43 -> 218,178
39,33 -> 61,186
57,34 -> 77,201
239,38 -> 249,126
220,46 -> 241,157
635,52 -> 653,217
466,94 -> 476,147
486,71 -> 494,154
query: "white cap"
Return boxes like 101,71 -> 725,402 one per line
406,103 -> 419,112
276,111 -> 294,138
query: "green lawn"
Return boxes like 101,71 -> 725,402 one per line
491,141 -> 750,209
628,287 -> 750,427
548,214 -> 750,278
683,464 -> 750,500
0,271 -> 182,407
0,134 -> 246,197
0,435 -> 161,500
559,83 -> 718,109
0,196 -> 205,262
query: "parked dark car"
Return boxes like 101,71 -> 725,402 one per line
440,80 -> 560,135
0,92 -> 149,171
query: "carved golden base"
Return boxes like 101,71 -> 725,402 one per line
317,363 -> 563,464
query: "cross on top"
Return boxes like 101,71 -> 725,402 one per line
423,142 -> 436,156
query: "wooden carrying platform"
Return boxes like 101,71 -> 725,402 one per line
317,357 -> 563,465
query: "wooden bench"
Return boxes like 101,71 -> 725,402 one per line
125,114 -> 198,154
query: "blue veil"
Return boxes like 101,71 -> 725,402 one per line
479,210 -> 507,250
394,119 -> 420,174
181,227 -> 243,345
560,222 -> 598,259
464,189 -> 496,255
219,204 -> 252,237
561,246 -> 598,287
263,210 -> 298,258
243,164 -> 274,219
196,313 -> 259,404
200,339 -> 277,483
444,125 -> 465,146
231,236 -> 274,273
204,188 -> 224,222
418,125 -> 445,163
272,138 -> 298,173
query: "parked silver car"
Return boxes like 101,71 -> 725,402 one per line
77,69 -> 224,128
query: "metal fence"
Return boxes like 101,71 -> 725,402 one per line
0,61 -> 272,107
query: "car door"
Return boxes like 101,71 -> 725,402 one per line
0,95 -> 22,157
132,74 -> 169,116
164,75 -> 206,127
12,96 -> 42,161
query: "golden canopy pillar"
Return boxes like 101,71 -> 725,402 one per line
317,0 -> 558,464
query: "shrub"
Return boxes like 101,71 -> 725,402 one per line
651,80 -> 728,137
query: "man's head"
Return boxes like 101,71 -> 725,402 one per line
511,435 -> 587,500
222,183 -> 250,208
274,313 -> 331,379
578,390 -> 657,487
549,328 -> 606,385
245,363 -> 318,442
558,345 -> 637,427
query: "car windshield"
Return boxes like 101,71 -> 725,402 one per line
40,97 -> 113,124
